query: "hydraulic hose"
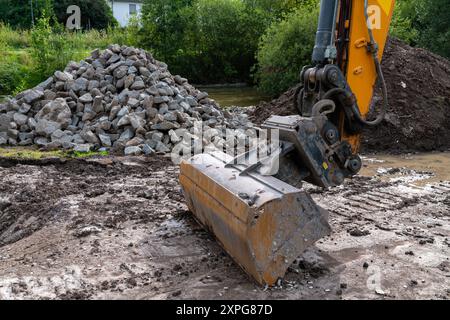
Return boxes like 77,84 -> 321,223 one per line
312,99 -> 336,117
351,0 -> 388,127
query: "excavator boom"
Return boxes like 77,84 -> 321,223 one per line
180,0 -> 395,286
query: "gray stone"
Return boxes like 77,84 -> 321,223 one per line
79,93 -> 93,103
126,137 -> 144,147
88,80 -> 100,91
143,96 -> 154,109
36,77 -> 54,90
197,91 -> 209,100
51,129 -> 73,144
130,114 -> 145,129
92,96 -> 104,113
70,77 -> 89,92
151,131 -> 164,142
159,104 -> 169,115
35,119 -> 61,137
107,54 -> 121,65
82,105 -> 96,122
186,96 -> 198,107
18,103 -> 31,114
169,129 -> 181,143
0,114 -> 12,131
119,128 -> 134,142
168,102 -> 181,111
54,71 -> 73,82
180,101 -> 191,111
163,112 -> 177,122
139,67 -> 151,77
99,134 -> 112,147
114,65 -> 128,79
27,117 -> 37,130
154,96 -> 170,104
128,66 -> 138,74
0,136 -> 7,145
74,144 -> 92,153
106,61 -> 124,73
34,137 -> 49,146
128,97 -> 140,108
13,113 -> 28,126
124,74 -> 135,89
155,141 -> 170,153
146,107 -> 158,120
151,121 -> 179,131
124,146 -> 142,156
109,105 -> 121,121
130,80 -> 145,90
142,144 -> 155,155
117,115 -> 131,127
23,89 -> 44,104
117,106 -> 129,118
81,130 -> 100,144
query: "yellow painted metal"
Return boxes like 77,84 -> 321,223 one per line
180,152 -> 331,285
344,0 -> 395,151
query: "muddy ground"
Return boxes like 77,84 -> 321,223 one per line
0,153 -> 449,300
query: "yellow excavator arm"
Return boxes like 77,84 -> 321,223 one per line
180,0 -> 396,286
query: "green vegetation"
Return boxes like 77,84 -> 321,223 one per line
0,147 -> 109,160
0,18 -> 136,95
0,0 -> 448,98
0,0 -> 116,29
390,0 -> 450,59
254,3 -> 319,96
53,0 -> 117,29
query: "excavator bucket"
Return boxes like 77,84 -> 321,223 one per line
179,151 -> 331,286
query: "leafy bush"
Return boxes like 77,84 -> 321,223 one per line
255,3 -> 319,96
389,0 -> 449,59
390,1 -> 419,45
53,0 -> 117,30
0,54 -> 30,96
0,0 -> 53,29
29,14 -> 74,84
141,0 -> 270,84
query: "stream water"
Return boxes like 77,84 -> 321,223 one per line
199,86 -> 270,107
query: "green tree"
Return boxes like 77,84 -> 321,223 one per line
141,0 -> 195,69
416,0 -> 450,58
141,0 -> 268,83
390,0 -> 450,58
255,2 -> 319,96
53,0 -> 117,30
0,0 -> 53,29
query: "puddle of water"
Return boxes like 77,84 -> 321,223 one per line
360,152 -> 450,185
198,86 -> 270,107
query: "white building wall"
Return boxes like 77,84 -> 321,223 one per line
109,1 -> 142,27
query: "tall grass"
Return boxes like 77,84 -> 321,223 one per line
0,20 -> 139,96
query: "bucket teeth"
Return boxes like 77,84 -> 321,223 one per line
180,152 -> 331,286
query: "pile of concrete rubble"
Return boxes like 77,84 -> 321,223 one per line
0,45 -> 250,155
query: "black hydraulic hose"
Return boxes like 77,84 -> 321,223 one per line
323,87 -> 347,100
312,99 -> 336,117
351,0 -> 388,127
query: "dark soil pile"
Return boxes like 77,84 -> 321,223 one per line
249,38 -> 450,153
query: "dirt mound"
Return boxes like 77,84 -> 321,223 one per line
249,38 -> 450,153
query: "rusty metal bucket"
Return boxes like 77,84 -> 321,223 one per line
179,152 -> 331,286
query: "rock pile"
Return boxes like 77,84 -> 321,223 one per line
0,45 -> 250,155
